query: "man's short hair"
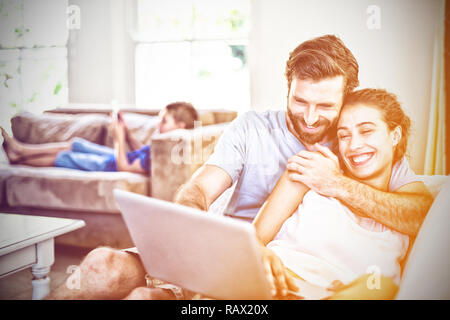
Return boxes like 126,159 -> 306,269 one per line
285,34 -> 359,97
164,102 -> 198,129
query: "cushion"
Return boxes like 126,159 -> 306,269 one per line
198,111 -> 216,126
0,165 -> 13,206
416,175 -> 449,198
11,111 -> 109,145
197,110 -> 238,126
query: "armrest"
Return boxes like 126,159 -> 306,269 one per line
396,178 -> 450,299
150,123 -> 227,201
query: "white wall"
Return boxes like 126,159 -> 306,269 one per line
0,0 -> 69,133
249,0 -> 443,174
68,0 -> 135,104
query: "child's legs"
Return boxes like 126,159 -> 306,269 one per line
16,154 -> 59,167
54,150 -> 114,171
8,137 -> 113,159
5,137 -> 73,158
71,137 -> 114,157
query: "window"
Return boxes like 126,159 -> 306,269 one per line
133,0 -> 251,111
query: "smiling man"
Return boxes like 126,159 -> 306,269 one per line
176,42 -> 359,221
286,76 -> 342,146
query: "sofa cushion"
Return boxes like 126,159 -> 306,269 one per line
416,175 -> 449,198
198,111 -> 216,126
0,166 -> 12,206
0,163 -> 149,213
196,110 -> 238,126
11,111 -> 110,144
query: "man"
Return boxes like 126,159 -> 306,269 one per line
47,35 -> 432,300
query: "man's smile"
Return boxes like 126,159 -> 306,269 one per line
298,118 -> 324,134
301,123 -> 321,133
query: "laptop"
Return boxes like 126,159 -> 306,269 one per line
114,189 -> 330,300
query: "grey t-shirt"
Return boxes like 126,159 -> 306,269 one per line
206,110 -> 418,220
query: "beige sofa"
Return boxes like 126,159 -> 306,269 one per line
396,175 -> 450,299
0,108 -> 237,248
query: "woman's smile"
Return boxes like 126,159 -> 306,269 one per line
347,151 -> 375,167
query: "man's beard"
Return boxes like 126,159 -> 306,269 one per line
287,109 -> 337,145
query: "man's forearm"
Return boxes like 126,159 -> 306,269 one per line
334,176 -> 433,236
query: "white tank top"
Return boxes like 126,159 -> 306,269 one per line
267,190 -> 409,288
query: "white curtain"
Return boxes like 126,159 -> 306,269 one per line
424,0 -> 447,175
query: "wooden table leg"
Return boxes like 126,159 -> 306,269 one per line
31,238 -> 55,300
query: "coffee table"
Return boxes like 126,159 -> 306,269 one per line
0,213 -> 85,299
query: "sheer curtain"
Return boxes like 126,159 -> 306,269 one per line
424,0 -> 447,175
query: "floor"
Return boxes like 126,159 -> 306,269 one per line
0,244 -> 90,300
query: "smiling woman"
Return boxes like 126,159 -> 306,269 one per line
341,88 -> 410,164
337,89 -> 410,190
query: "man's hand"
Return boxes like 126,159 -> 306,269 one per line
286,143 -> 343,198
259,244 -> 300,299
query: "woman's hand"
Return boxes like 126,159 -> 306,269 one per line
259,244 -> 300,299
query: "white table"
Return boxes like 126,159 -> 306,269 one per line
0,213 -> 85,299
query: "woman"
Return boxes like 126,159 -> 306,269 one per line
253,88 -> 416,299
1,102 -> 198,174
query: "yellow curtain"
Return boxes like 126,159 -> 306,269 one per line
424,0 -> 447,175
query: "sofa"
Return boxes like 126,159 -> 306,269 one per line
0,107 -> 237,248
395,175 -> 450,299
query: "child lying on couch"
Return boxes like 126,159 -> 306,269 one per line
1,102 -> 198,175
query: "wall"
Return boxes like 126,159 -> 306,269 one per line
248,0 -> 443,174
68,0 -> 135,105
0,0 -> 69,133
